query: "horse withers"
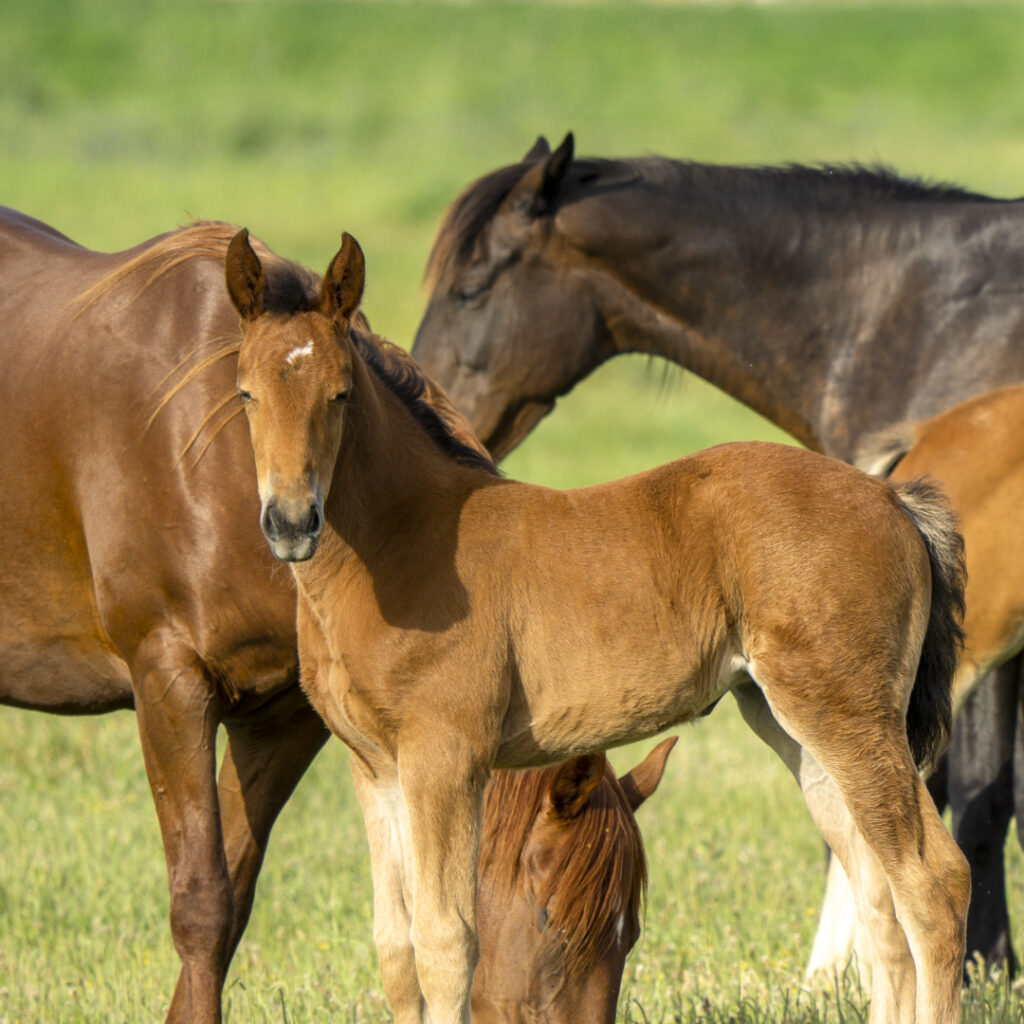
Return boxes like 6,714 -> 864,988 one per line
228,228 -> 970,1024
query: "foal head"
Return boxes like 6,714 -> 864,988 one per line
475,738 -> 676,1024
227,228 -> 365,561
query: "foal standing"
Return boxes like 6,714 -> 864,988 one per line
226,229 -> 969,1024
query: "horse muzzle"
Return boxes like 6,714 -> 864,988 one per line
260,495 -> 324,562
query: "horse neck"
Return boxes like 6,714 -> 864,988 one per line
569,181 -> 1014,459
295,352 -> 485,600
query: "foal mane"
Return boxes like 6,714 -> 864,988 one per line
425,152 -> 1002,289
480,763 -> 647,975
351,328 -> 498,475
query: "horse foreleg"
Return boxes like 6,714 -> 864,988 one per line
398,739 -> 488,1024
132,639 -> 231,1024
351,757 -> 426,1024
166,690 -> 329,1021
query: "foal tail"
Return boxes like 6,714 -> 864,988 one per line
893,479 -> 967,771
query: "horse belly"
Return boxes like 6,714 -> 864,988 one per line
499,636 -> 732,767
0,533 -> 133,712
0,632 -> 132,712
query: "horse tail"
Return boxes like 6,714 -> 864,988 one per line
892,478 -> 966,771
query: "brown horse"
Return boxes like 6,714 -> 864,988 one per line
0,209 -> 672,1023
859,386 -> 1024,714
410,133 -> 1024,973
475,737 -> 676,1023
228,228 -> 970,1024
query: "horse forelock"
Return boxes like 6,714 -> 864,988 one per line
480,764 -> 647,976
425,153 -> 1000,290
351,328 -> 498,475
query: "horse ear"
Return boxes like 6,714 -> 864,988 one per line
547,751 -> 606,820
618,736 -> 677,812
523,135 -> 551,162
320,232 -> 365,322
225,228 -> 266,321
506,131 -> 574,219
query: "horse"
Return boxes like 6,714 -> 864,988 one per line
475,737 -> 676,1022
0,208 -> 674,1023
410,133 -> 1024,973
227,227 -> 970,1024
856,386 -> 1024,914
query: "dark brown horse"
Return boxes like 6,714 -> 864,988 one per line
0,208 -> 673,1023
229,227 -> 969,1024
411,133 -> 1024,972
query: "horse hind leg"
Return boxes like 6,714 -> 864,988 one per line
733,684 -> 916,1021
762,684 -> 968,1023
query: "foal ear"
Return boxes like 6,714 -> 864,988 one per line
320,232 -> 365,322
507,131 -> 574,219
618,736 -> 677,812
547,751 -> 606,820
225,228 -> 266,321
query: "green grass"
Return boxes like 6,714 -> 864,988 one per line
4,1 -> 1024,1021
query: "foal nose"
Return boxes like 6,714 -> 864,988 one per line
260,496 -> 324,561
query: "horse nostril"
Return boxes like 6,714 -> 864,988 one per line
261,500 -> 281,541
306,503 -> 322,537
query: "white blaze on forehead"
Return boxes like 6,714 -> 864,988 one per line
286,340 -> 315,367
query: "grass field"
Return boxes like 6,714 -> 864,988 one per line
4,1 -> 1024,1021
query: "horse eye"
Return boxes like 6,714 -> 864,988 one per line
237,388 -> 252,403
457,286 -> 487,306
330,390 -> 350,404
538,909 -> 550,929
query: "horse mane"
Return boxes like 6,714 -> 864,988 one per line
479,762 -> 647,976
74,222 -> 493,475
73,220 -> 320,319
425,153 -> 1003,289
352,327 -> 498,475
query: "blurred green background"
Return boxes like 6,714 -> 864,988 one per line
3,2 -> 1024,1021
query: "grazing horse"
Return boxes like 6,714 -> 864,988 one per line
0,209 -> 672,1023
410,133 -> 1024,972
227,228 -> 970,1024
475,737 -> 677,1023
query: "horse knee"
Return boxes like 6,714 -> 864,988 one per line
168,867 -> 234,963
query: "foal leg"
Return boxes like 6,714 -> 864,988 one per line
733,685 -> 915,1022
350,756 -> 426,1024
132,637 -> 231,1024
399,737 -> 489,1024
750,680 -> 969,1023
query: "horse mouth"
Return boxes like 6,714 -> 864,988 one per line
267,535 -> 320,562
489,399 -> 555,461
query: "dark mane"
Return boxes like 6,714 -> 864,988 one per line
351,327 -> 498,476
426,153 -> 1005,288
479,764 -> 646,976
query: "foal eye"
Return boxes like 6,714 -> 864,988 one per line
237,389 -> 252,403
